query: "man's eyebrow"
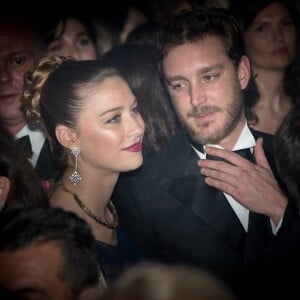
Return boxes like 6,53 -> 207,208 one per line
197,64 -> 224,74
8,50 -> 27,56
167,64 -> 224,82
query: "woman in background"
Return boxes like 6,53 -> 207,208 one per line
230,0 -> 300,134
101,43 -> 180,156
40,15 -> 100,60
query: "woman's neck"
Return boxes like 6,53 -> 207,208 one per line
253,67 -> 287,106
52,167 -> 119,244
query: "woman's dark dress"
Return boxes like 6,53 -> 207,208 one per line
95,226 -> 146,284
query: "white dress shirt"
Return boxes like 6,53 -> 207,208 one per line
15,124 -> 46,168
191,123 -> 281,234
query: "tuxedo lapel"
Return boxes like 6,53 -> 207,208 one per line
35,139 -> 60,180
159,145 -> 246,252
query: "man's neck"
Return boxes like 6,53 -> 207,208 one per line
217,119 -> 247,150
5,121 -> 27,136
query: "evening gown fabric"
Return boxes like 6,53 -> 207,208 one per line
95,226 -> 146,284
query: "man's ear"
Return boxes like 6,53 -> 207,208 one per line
0,176 -> 10,209
55,125 -> 78,150
238,55 -> 251,90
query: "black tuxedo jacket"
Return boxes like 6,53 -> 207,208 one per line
35,139 -> 60,181
113,128 -> 297,299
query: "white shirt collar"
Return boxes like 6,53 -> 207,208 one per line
192,123 -> 256,158
15,124 -> 46,167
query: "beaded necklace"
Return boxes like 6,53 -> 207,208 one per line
60,182 -> 118,229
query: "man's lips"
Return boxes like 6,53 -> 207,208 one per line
194,111 -> 215,122
271,46 -> 288,54
122,142 -> 143,152
0,94 -> 19,102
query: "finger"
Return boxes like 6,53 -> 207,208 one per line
200,166 -> 234,184
204,146 -> 254,168
204,176 -> 237,197
198,159 -> 242,176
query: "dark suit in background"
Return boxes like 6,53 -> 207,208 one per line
35,138 -> 60,181
16,124 -> 60,182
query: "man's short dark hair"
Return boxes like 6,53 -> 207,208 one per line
0,206 -> 99,297
157,7 -> 245,69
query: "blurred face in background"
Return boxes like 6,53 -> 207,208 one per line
0,242 -> 74,300
48,17 -> 97,61
244,2 -> 296,71
0,20 -> 37,133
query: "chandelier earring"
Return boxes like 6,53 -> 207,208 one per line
69,146 -> 81,186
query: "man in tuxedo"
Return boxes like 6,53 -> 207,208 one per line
113,8 -> 298,299
0,17 -> 59,181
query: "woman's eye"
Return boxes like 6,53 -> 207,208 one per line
282,19 -> 293,27
254,24 -> 267,32
107,115 -> 121,124
131,106 -> 139,114
48,43 -> 62,53
77,37 -> 92,47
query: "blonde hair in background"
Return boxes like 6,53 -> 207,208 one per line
22,55 -> 71,123
97,263 -> 237,300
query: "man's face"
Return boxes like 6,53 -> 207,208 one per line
0,20 -> 37,131
0,242 -> 74,300
163,36 -> 250,147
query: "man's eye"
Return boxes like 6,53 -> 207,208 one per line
11,57 -> 25,66
202,74 -> 219,83
172,83 -> 185,91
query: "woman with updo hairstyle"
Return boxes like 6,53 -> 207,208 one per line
22,55 -> 147,285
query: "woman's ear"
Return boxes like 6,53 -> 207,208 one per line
55,125 -> 78,150
238,55 -> 251,90
0,176 -> 10,209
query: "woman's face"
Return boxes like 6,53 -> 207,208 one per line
75,76 -> 145,174
244,2 -> 296,70
48,17 -> 97,61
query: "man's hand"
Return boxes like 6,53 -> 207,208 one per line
198,138 -> 287,224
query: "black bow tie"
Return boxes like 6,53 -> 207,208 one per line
187,133 -> 254,163
206,148 -> 254,164
17,135 -> 33,159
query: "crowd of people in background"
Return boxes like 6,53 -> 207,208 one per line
0,0 -> 300,299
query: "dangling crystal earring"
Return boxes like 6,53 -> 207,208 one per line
69,146 -> 81,186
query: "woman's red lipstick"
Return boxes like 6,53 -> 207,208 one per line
122,142 -> 142,152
